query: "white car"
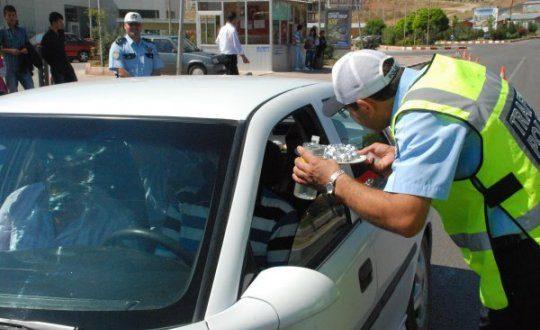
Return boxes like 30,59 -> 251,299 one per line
0,77 -> 436,330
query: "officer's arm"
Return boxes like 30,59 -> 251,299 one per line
293,151 -> 430,238
117,68 -> 131,77
108,41 -> 130,77
335,175 -> 430,237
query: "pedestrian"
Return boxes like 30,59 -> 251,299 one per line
304,26 -> 318,70
292,24 -> 304,71
109,12 -> 163,78
41,12 -> 77,84
0,5 -> 34,93
314,30 -> 327,70
293,49 -> 539,328
215,12 -> 249,75
0,56 -> 7,95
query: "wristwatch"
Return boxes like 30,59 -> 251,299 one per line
325,169 -> 346,195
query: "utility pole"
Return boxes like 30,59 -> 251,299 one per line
168,0 -> 172,35
426,0 -> 431,45
176,0 -> 185,75
404,0 -> 407,40
88,0 -> 93,39
317,0 -> 321,31
97,0 -> 103,67
508,0 -> 515,27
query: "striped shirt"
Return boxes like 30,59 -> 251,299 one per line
250,189 -> 299,268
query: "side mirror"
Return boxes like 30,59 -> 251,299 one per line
172,48 -> 177,53
206,267 -> 339,329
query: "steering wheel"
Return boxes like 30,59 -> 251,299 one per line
103,228 -> 193,265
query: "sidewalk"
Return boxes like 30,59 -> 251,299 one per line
30,53 -> 430,86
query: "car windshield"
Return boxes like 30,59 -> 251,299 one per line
172,37 -> 199,52
0,116 -> 236,328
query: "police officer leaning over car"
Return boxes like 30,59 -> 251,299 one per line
108,12 -> 164,78
292,49 -> 539,328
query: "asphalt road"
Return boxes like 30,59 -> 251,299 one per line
411,39 -> 540,329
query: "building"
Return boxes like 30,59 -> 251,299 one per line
0,0 -> 196,39
195,0 -> 313,72
498,1 -> 540,28
473,7 -> 498,31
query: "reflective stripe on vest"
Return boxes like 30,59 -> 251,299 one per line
450,232 -> 491,252
401,69 -> 502,132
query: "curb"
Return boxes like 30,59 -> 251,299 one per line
85,63 -> 116,76
379,45 -> 468,52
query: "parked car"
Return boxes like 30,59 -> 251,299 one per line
0,77 -> 435,330
143,35 -> 226,75
30,32 -> 94,62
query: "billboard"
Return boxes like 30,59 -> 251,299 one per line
325,9 -> 352,49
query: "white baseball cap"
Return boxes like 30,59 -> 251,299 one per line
124,12 -> 143,24
325,50 -> 400,116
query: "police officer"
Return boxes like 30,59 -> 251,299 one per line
293,50 -> 539,328
108,12 -> 163,78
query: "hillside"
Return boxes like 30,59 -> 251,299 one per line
358,0 -> 529,24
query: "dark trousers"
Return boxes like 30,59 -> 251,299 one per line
224,55 -> 239,75
51,65 -> 77,84
480,235 -> 540,329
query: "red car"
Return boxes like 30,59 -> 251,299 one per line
31,32 -> 94,62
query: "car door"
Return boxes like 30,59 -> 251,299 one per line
241,101 -> 378,329
322,98 -> 419,329
152,38 -> 177,74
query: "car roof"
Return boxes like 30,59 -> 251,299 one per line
0,76 -> 323,121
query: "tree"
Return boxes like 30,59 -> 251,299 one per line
381,26 -> 396,45
412,7 -> 449,44
365,18 -> 386,36
529,22 -> 538,34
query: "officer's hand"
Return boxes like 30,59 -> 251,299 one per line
358,142 -> 395,175
293,146 -> 340,189
20,48 -> 28,55
241,55 -> 250,64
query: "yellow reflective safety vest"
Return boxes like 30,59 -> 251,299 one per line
390,54 -> 540,310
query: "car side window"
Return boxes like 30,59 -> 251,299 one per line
154,39 -> 175,53
246,105 -> 352,274
326,99 -> 390,188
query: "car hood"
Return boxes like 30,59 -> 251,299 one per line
186,51 -> 216,60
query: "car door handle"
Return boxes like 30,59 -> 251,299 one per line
358,258 -> 373,293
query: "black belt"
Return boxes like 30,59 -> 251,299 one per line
473,173 -> 523,208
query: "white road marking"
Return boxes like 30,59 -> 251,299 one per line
509,57 -> 526,82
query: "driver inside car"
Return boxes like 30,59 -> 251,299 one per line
250,142 -> 299,269
0,143 -> 139,251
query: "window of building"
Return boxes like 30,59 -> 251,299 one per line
247,1 -> 269,44
119,9 -> 159,19
198,2 -> 222,11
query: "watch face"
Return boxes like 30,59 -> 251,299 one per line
325,182 -> 334,194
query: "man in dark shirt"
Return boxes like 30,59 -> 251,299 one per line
0,5 -> 34,93
41,12 -> 77,84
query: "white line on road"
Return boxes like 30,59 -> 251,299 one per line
509,57 -> 526,82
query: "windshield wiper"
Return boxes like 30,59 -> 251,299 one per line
0,318 -> 75,330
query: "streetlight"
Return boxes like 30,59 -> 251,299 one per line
176,0 -> 185,75
97,0 -> 103,67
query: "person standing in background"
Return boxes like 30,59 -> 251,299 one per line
0,5 -> 34,93
215,12 -> 250,75
292,24 -> 304,71
304,26 -> 318,70
109,12 -> 163,78
315,30 -> 327,70
41,12 -> 77,84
